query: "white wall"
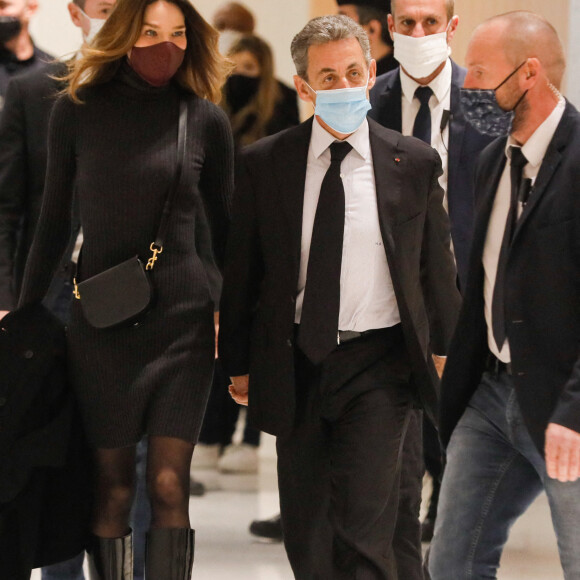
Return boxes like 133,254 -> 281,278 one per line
29,0 -> 309,86
569,0 -> 580,106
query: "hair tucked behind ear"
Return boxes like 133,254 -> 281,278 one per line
64,0 -> 230,103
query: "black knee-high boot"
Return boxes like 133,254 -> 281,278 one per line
145,528 -> 195,579
87,530 -> 133,579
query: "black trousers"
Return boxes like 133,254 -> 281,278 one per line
277,326 -> 422,580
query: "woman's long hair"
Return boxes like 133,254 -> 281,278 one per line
66,0 -> 228,103
224,35 -> 281,146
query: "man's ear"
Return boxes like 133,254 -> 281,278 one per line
387,13 -> 395,42
367,59 -> 377,91
67,2 -> 83,28
447,15 -> 459,43
24,0 -> 39,20
294,75 -> 315,105
366,19 -> 382,43
522,58 -> 540,89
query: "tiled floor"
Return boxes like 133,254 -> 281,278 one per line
31,434 -> 563,579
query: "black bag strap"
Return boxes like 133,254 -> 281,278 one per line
146,96 -> 189,270
74,97 -> 189,290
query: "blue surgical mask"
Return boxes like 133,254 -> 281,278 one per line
306,74 -> 371,134
460,61 -> 527,137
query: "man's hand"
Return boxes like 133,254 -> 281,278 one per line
545,423 -> 580,482
432,354 -> 446,379
0,311 -> 9,321
229,374 -> 249,406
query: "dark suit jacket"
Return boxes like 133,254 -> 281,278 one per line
0,60 -> 69,310
0,44 -> 53,105
219,117 -> 461,436
439,101 -> 580,454
368,61 -> 494,290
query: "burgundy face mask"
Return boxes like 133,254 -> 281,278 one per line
129,41 -> 185,87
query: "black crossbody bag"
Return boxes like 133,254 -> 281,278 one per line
73,98 -> 188,330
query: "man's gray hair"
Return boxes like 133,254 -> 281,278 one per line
291,15 -> 371,80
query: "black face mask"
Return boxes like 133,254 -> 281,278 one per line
225,74 -> 260,114
0,17 -> 22,44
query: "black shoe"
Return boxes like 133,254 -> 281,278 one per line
189,478 -> 206,497
421,517 -> 435,543
249,514 -> 283,542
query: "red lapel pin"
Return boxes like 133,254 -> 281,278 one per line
394,157 -> 401,164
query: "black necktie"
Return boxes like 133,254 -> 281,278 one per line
298,141 -> 353,364
412,86 -> 433,144
491,146 -> 528,351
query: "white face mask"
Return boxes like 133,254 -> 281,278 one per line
393,22 -> 452,80
218,30 -> 243,55
79,8 -> 106,45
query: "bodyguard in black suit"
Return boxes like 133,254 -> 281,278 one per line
220,15 -> 460,579
0,60 -> 68,312
368,0 -> 495,542
429,12 -> 580,579
369,0 -> 493,290
0,0 -> 51,111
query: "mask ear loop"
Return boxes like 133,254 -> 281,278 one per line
494,60 -> 527,91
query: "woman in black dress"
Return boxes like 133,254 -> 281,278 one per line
18,0 -> 233,577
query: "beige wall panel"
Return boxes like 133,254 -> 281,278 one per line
451,0 -> 569,68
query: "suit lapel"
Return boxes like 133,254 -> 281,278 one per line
369,119 -> 402,258
447,62 -> 467,198
512,104 -> 574,242
375,73 -> 403,132
272,118 -> 313,271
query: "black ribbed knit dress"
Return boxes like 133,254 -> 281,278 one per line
18,62 -> 234,449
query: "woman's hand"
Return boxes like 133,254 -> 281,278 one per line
229,375 -> 249,406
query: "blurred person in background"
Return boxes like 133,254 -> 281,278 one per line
223,34 -> 299,147
12,0 -> 233,578
192,33 -> 298,477
212,1 -> 254,55
337,0 -> 397,76
0,0 -> 50,113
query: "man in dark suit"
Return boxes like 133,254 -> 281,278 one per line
219,14 -> 460,579
368,0 -> 495,541
429,12 -> 580,579
0,0 -> 51,113
336,0 -> 398,76
0,0 -> 116,319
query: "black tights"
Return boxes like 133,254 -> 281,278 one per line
92,436 -> 194,538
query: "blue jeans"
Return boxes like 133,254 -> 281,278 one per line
429,369 -> 580,580
41,439 -> 151,580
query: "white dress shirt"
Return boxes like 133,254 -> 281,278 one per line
483,96 -> 565,363
294,117 -> 401,331
400,59 -> 452,210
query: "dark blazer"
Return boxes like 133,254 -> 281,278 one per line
219,117 -> 461,436
0,304 -> 92,571
368,61 -> 494,290
439,101 -> 580,454
0,60 -> 69,310
0,44 -> 53,106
